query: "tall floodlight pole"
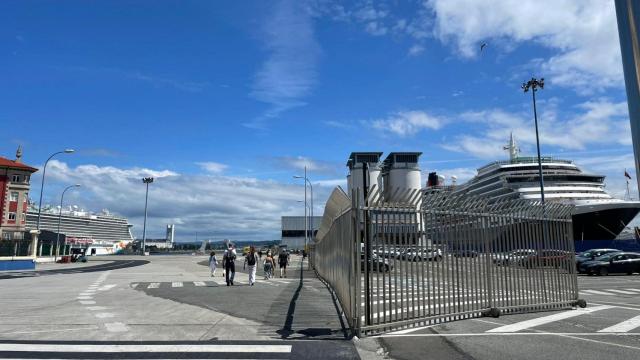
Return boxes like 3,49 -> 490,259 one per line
522,78 -> 546,207
293,173 -> 313,243
55,184 -> 80,261
523,77 -> 549,301
36,149 -> 75,230
141,177 -> 154,255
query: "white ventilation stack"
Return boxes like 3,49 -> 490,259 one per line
381,152 -> 423,203
346,152 -> 383,205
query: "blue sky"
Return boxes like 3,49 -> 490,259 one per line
0,1 -> 635,240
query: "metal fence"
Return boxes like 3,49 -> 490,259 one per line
312,187 -> 582,335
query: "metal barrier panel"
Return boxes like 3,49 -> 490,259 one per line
312,188 -> 579,336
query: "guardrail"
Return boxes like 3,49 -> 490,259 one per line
312,187 -> 582,336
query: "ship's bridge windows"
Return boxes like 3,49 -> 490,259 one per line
507,175 -> 604,183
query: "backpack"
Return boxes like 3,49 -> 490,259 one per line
247,253 -> 256,266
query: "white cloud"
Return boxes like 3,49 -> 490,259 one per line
196,162 -> 228,174
371,110 -> 445,137
364,21 -> 388,36
427,0 -> 622,91
271,156 -> 340,176
443,99 -> 631,159
249,0 -> 321,123
38,160 -> 338,241
408,44 -> 425,56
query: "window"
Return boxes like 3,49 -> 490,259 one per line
11,174 -> 20,182
2,232 -> 11,240
8,212 -> 16,221
10,192 -> 19,202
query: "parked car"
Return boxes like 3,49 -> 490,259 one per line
408,248 -> 443,262
521,249 -> 573,269
578,252 -> 640,275
493,249 -> 536,266
452,249 -> 479,258
360,253 -> 393,272
575,248 -> 620,269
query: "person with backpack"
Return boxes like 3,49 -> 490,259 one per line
243,246 -> 258,286
223,245 -> 237,286
263,250 -> 276,280
278,250 -> 289,278
208,251 -> 218,277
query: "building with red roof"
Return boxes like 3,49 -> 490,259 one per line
0,146 -> 39,269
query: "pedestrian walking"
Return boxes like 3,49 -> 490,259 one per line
209,251 -> 218,277
243,246 -> 258,286
223,245 -> 237,286
278,250 -> 289,278
263,251 -> 275,280
258,250 -> 263,260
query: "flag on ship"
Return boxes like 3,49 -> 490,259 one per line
625,169 -> 632,180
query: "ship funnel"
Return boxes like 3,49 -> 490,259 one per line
346,152 -> 383,205
381,152 -> 422,202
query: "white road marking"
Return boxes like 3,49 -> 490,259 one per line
104,322 -> 129,332
94,313 -> 115,319
0,343 -> 292,353
0,326 -> 100,335
172,282 -> 183,288
76,296 -> 93,300
580,290 -> 614,296
377,332 -> 640,338
486,305 -> 614,333
193,281 -> 206,287
598,314 -> 640,333
79,300 -> 96,305
624,288 -> 640,293
606,289 -> 637,295
98,284 -> 117,291
147,283 -> 160,289
86,306 -> 108,311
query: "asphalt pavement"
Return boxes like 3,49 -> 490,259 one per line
375,273 -> 640,360
0,254 -> 361,359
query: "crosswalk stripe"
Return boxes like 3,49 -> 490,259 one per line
172,282 -> 183,288
606,289 -> 637,295
147,283 -> 160,289
486,305 -> 614,333
0,343 -> 292,353
580,290 -> 613,295
193,281 -> 206,286
598,314 -> 640,333
624,288 -> 640,293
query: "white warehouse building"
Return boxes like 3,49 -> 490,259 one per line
281,216 -> 323,250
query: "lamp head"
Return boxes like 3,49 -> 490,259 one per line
293,175 -> 303,179
64,149 -> 75,153
142,177 -> 154,184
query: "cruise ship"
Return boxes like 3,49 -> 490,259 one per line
26,205 -> 134,255
453,134 -> 640,242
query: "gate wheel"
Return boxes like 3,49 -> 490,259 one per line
576,299 -> 587,308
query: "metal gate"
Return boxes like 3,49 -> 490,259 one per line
312,187 -> 582,335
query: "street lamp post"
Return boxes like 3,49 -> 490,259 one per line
141,177 -> 154,256
55,184 -> 80,261
522,77 -> 546,207
523,77 -> 549,302
293,168 -> 313,247
36,149 -> 75,231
